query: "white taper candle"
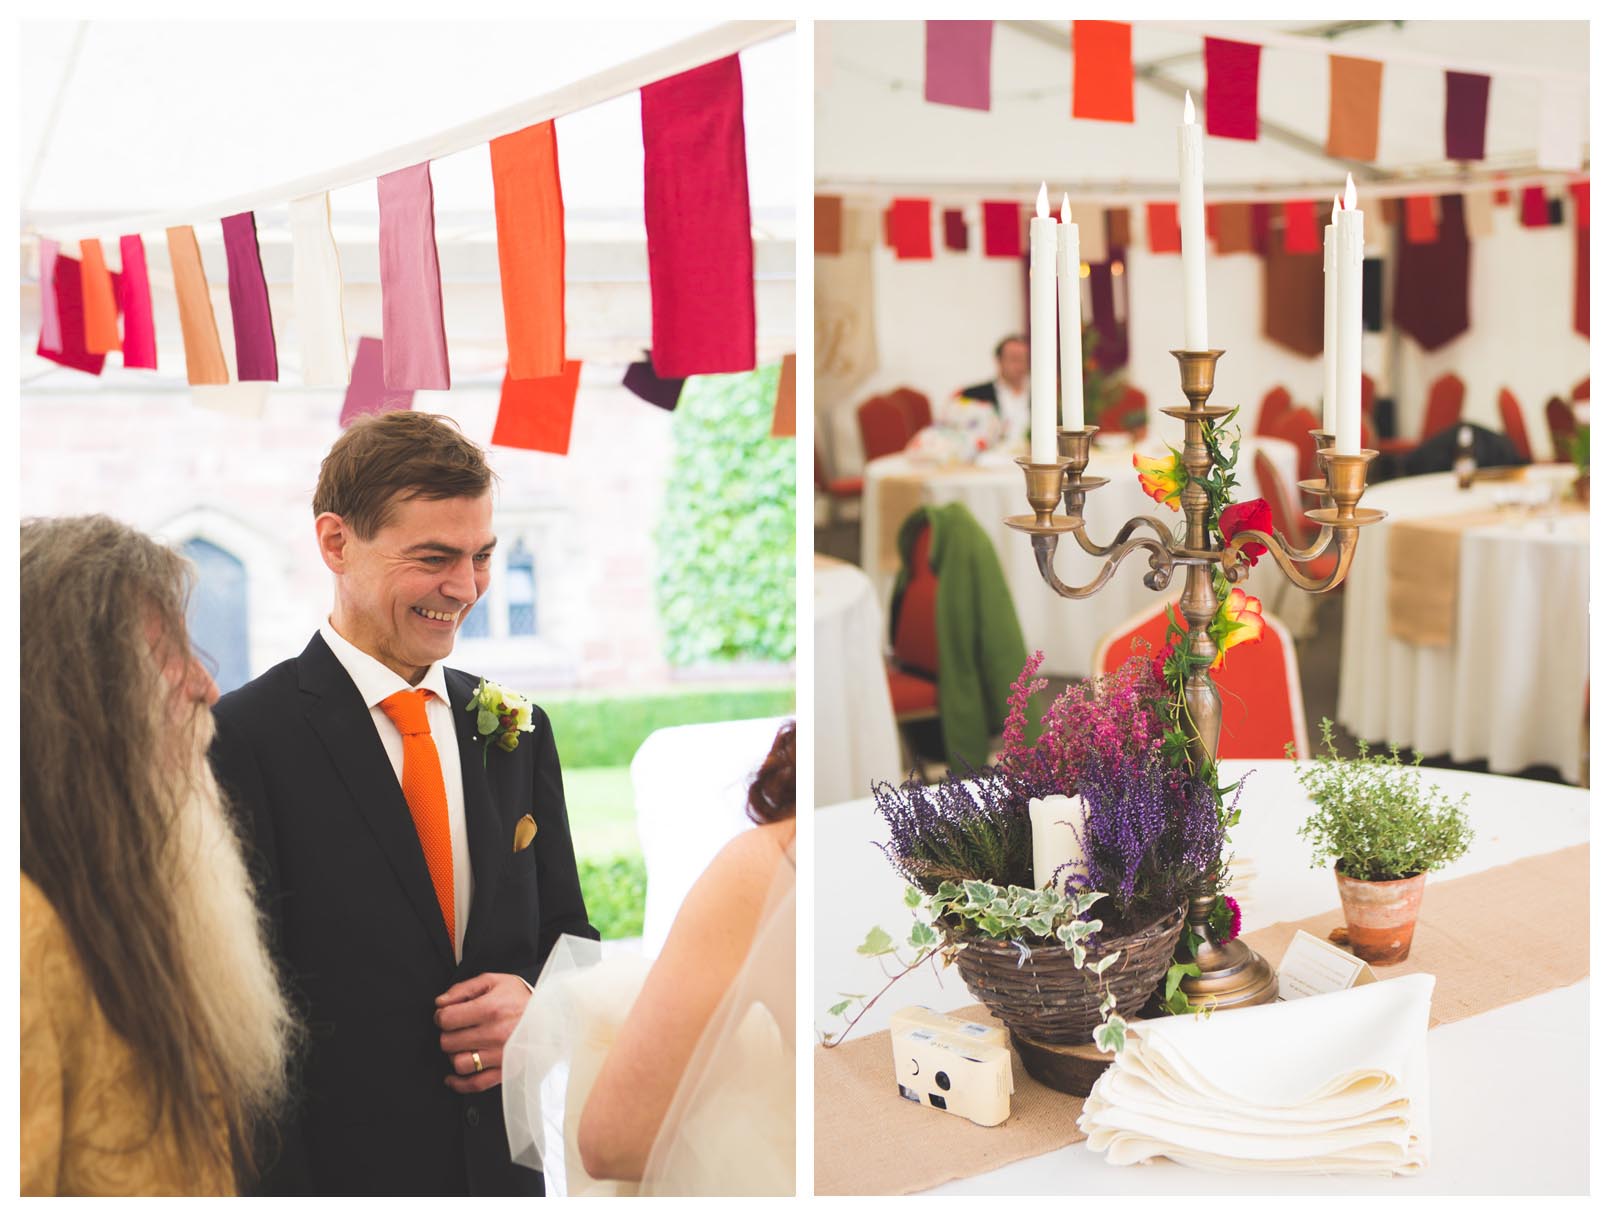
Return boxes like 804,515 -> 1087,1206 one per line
1029,183 -> 1059,463
1057,193 -> 1085,430
1178,93 -> 1209,351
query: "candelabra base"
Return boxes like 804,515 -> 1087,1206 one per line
1177,934 -> 1280,1011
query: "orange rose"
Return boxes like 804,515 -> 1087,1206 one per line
1210,588 -> 1265,671
1133,450 -> 1186,511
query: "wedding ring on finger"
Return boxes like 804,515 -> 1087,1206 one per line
472,1051 -> 484,1074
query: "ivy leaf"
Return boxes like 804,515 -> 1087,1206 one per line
1093,1014 -> 1129,1056
963,880 -> 996,907
856,927 -> 895,957
1023,915 -> 1053,939
827,999 -> 854,1017
903,886 -> 922,909
1094,950 -> 1121,975
933,881 -> 963,902
909,921 -> 939,950
1163,960 -> 1202,1002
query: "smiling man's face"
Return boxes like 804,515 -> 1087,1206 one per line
320,492 -> 495,684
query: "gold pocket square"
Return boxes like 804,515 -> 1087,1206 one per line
512,814 -> 537,853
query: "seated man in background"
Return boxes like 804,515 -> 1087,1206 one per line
956,334 -> 1031,446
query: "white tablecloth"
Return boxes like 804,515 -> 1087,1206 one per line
814,555 -> 903,805
1338,466 -> 1588,782
860,436 -> 1300,675
631,715 -> 790,957
814,762 -> 1589,1193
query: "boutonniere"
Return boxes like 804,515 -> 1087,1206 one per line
466,678 -> 535,766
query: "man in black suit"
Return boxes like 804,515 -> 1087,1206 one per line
958,334 -> 1031,445
212,412 -> 596,1195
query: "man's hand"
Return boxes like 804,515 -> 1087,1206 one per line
436,973 -> 531,1093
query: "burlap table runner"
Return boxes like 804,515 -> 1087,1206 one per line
1385,510 -> 1511,647
814,843 -> 1587,1195
874,473 -> 931,574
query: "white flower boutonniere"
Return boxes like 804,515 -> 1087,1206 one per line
466,678 -> 535,766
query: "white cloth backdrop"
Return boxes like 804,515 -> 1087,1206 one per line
860,436 -> 1299,674
631,715 -> 789,957
814,556 -> 902,805
815,763 -> 1590,1193
1338,466 -> 1587,782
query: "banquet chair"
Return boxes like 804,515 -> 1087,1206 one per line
884,523 -> 942,771
1571,376 -> 1589,403
889,386 -> 933,434
814,446 -> 864,524
1273,405 -> 1323,484
857,395 -> 912,464
1546,396 -> 1577,463
1253,448 -> 1338,640
1497,388 -> 1535,464
1360,373 -> 1378,449
1093,600 -> 1310,760
1377,372 -> 1464,460
1256,386 -> 1292,437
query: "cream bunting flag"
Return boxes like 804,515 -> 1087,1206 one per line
289,193 -> 350,386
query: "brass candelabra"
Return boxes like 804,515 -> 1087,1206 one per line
1007,349 -> 1385,1010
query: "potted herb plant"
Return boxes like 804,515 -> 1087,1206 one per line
1290,720 -> 1474,965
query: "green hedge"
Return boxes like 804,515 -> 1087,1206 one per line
578,855 -> 648,941
540,687 -> 795,769
654,362 -> 796,666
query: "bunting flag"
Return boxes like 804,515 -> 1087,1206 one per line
1146,202 -> 1180,253
1538,80 -> 1586,172
623,350 -> 685,410
1520,185 -> 1550,228
79,238 -> 121,354
1444,71 -> 1491,162
886,198 -> 933,258
771,353 -> 796,437
1215,202 -> 1254,254
1206,204 -> 1219,242
1250,202 -> 1272,255
1574,219 -> 1588,338
1071,21 -> 1133,123
924,21 -> 992,112
289,193 -> 350,387
1494,174 -> 1512,205
165,226 -> 230,385
1204,37 -> 1261,141
221,211 -> 279,382
491,360 -> 584,454
1263,240 -> 1324,357
378,163 -> 451,390
1570,180 -> 1590,229
943,208 -> 968,251
1463,188 -> 1495,238
1282,200 -> 1320,254
1548,195 -> 1566,226
1394,194 -> 1470,351
1404,195 -> 1440,244
1327,55 -> 1383,161
642,54 -> 755,377
1069,203 -> 1108,262
36,256 -> 105,375
341,336 -> 414,427
37,238 -> 62,352
491,120 -> 566,380
815,195 -> 843,254
1105,206 -> 1131,248
982,201 -> 1023,257
1362,258 -> 1384,332
117,235 -> 158,370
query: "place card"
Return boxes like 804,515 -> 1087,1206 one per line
1275,929 -> 1377,1001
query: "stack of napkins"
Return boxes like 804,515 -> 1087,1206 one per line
1079,973 -> 1434,1176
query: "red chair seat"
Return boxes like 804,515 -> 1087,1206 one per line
886,663 -> 939,718
825,475 -> 864,497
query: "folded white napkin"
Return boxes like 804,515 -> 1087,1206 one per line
1079,973 -> 1434,1176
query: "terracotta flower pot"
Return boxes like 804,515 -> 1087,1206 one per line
1333,866 -> 1426,965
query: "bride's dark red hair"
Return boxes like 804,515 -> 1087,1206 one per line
747,720 -> 796,825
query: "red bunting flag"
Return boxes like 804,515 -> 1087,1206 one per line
490,120 -> 566,381
1570,180 -> 1590,229
492,361 -> 583,454
924,21 -> 992,112
79,239 -> 121,355
982,201 -> 1023,257
1404,195 -> 1440,244
1444,71 -> 1490,162
1520,185 -> 1550,228
1282,200 -> 1320,254
36,255 -> 106,375
117,235 -> 158,370
1146,202 -> 1181,254
1204,37 -> 1261,141
886,198 -> 934,259
1575,221 -> 1588,338
943,208 -> 968,251
641,55 -> 755,377
1071,21 -> 1133,123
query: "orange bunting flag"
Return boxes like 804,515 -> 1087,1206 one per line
165,226 -> 230,385
1326,55 -> 1383,162
490,120 -> 566,381
1071,21 -> 1133,123
492,361 -> 583,454
79,238 -> 121,354
1146,202 -> 1181,254
1404,195 -> 1441,245
771,354 -> 796,437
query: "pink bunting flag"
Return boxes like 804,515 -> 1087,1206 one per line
1204,37 -> 1261,141
641,55 -> 755,377
37,238 -> 62,352
377,162 -> 451,390
221,212 -> 278,381
36,255 -> 105,375
924,21 -> 993,112
117,235 -> 158,370
982,201 -> 1023,257
341,336 -> 415,427
1520,186 -> 1551,228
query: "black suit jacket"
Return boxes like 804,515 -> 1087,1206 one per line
959,380 -> 1000,409
210,633 -> 598,1196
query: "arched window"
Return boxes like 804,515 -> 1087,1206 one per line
506,540 -> 538,637
179,538 -> 251,693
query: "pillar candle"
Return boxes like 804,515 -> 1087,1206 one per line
1335,175 -> 1364,456
1029,795 -> 1086,890
1178,93 -> 1209,350
1322,197 -> 1339,437
1057,193 -> 1085,429
1029,182 -> 1058,463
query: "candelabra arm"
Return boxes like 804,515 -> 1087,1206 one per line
1221,527 -> 1359,594
1071,513 -> 1178,558
1031,532 -> 1183,601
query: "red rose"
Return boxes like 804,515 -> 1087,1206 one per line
1218,498 -> 1273,566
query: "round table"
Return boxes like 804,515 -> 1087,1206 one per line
815,763 -> 1589,1193
814,555 -> 903,806
1338,465 -> 1588,782
859,436 -> 1300,675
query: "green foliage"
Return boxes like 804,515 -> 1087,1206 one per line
1290,719 -> 1475,882
1192,406 -> 1243,528
654,362 -> 796,666
577,855 -> 647,940
1571,423 -> 1590,478
539,685 -> 795,768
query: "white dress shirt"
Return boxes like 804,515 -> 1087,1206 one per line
320,620 -> 473,961
995,379 -> 1030,446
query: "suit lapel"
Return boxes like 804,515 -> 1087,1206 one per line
448,669 -> 505,955
298,635 -> 455,970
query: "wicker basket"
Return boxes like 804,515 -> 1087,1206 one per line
951,903 -> 1186,1045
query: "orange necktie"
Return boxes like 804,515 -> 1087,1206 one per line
378,689 -> 455,947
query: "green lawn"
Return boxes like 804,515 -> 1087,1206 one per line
564,766 -> 641,862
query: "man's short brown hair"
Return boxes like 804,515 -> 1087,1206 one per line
313,412 -> 494,539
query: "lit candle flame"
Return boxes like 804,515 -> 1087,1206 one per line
1183,92 -> 1195,125
1061,192 -> 1071,224
1036,181 -> 1049,219
1344,173 -> 1357,211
